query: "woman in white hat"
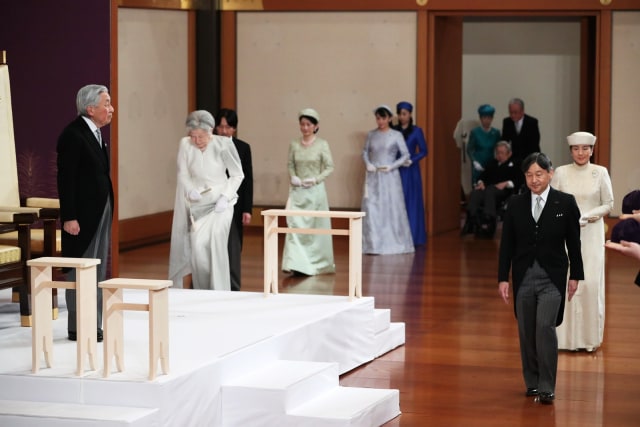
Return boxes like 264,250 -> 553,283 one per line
281,108 -> 336,276
551,131 -> 614,351
169,110 -> 244,290
361,105 -> 414,255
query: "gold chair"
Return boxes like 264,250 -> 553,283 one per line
1,56 -> 61,324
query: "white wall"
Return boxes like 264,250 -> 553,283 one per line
237,12 -> 417,209
462,20 -> 581,173
118,8 -> 189,219
611,12 -> 640,216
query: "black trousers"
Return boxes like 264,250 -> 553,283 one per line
515,260 -> 562,394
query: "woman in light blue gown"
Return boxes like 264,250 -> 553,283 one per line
362,105 -> 414,255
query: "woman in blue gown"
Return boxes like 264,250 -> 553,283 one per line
467,104 -> 501,186
394,101 -> 428,246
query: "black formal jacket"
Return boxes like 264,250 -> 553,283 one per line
478,154 -> 524,191
501,114 -> 540,163
57,116 -> 114,258
231,137 -> 253,244
498,187 -> 584,325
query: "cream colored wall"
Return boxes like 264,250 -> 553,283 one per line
236,12 -> 417,209
462,20 -> 581,172
118,9 -> 189,220
115,11 -> 637,218
611,12 -> 640,216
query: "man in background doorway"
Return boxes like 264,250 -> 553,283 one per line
502,97 -> 540,164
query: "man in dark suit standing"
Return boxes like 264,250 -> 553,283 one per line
498,152 -> 583,404
501,98 -> 540,163
57,84 -> 114,342
215,109 -> 253,291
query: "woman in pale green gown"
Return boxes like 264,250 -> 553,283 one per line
281,108 -> 335,275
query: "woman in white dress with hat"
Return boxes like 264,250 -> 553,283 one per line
551,131 -> 614,351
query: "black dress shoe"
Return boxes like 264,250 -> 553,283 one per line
538,392 -> 555,404
68,330 -> 103,342
526,388 -> 539,397
460,218 -> 475,235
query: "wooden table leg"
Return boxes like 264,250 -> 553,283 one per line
76,265 -> 97,376
263,214 -> 279,296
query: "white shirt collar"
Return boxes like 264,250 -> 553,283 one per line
532,185 -> 551,204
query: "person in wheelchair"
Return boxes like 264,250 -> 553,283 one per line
462,141 -> 524,237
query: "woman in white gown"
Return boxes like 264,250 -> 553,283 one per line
169,110 -> 244,290
551,131 -> 614,351
361,105 -> 414,255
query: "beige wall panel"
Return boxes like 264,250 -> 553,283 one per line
237,12 -> 417,209
462,20 -> 581,184
118,8 -> 189,219
611,12 -> 640,216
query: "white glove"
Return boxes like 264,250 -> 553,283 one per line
302,177 -> 316,187
579,216 -> 588,227
473,160 -> 484,172
188,189 -> 202,202
403,159 -> 413,167
214,195 -> 228,213
291,176 -> 302,186
366,164 -> 377,173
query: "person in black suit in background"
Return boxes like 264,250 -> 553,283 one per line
462,141 -> 523,236
57,84 -> 114,341
501,98 -> 540,163
215,109 -> 253,291
498,152 -> 583,404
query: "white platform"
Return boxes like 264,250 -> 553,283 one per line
0,288 -> 404,426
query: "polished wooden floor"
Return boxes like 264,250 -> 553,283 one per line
119,228 -> 640,427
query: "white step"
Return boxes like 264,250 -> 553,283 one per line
374,322 -> 405,358
0,399 -> 158,427
287,386 -> 400,427
373,309 -> 390,334
222,360 -> 339,426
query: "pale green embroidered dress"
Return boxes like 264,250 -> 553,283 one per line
281,137 -> 336,275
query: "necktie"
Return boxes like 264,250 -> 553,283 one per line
533,196 -> 542,222
96,128 -> 109,165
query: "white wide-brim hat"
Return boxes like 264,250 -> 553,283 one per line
567,131 -> 596,146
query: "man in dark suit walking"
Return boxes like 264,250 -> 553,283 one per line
498,152 -> 583,404
501,98 -> 540,163
57,84 -> 114,341
215,109 -> 253,291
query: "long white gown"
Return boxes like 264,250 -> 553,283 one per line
168,136 -> 244,290
361,128 -> 414,255
551,162 -> 614,351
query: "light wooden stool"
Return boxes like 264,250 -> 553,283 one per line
99,278 -> 171,381
261,209 -> 365,300
28,256 -> 100,376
